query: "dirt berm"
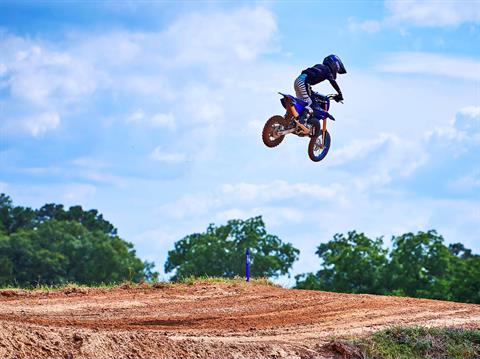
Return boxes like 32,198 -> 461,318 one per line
1,281 -> 479,358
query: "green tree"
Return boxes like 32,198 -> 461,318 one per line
449,242 -> 473,259
386,230 -> 453,300
0,194 -> 13,233
37,203 -> 117,235
165,216 -> 299,280
296,230 -> 480,303
0,194 -> 36,234
0,193 -> 158,286
448,243 -> 480,304
0,220 -> 153,286
295,231 -> 388,294
0,194 -> 117,236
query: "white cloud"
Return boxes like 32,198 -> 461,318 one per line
348,18 -> 382,33
150,146 -> 186,163
154,179 -> 347,224
131,225 -> 182,271
427,124 -> 466,145
0,182 -> 8,193
329,133 -> 396,166
154,178 -> 353,234
183,85 -> 225,125
116,73 -> 176,100
4,42 -> 97,106
459,106 -> 480,118
379,52 -> 480,81
127,110 -> 176,129
150,112 -> 175,129
349,1 -> 480,34
80,171 -> 128,188
430,105 -> 480,144
0,5 -> 280,175
126,109 -> 145,123
453,172 -> 480,189
385,0 -> 480,27
215,206 -> 304,226
23,112 -> 60,137
157,194 -> 220,220
163,7 -> 278,66
1,182 -> 99,211
326,130 -> 428,190
221,180 -> 345,203
74,32 -> 142,68
247,120 -> 264,134
456,106 -> 480,134
426,104 -> 480,157
61,183 -> 97,203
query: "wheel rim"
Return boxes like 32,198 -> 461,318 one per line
313,136 -> 324,156
269,123 -> 283,142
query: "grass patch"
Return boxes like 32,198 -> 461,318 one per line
174,275 -> 279,287
0,276 -> 279,293
0,282 -> 111,292
0,281 -> 161,293
330,326 -> 480,359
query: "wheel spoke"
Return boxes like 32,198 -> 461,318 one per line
314,137 -> 324,154
270,124 -> 283,140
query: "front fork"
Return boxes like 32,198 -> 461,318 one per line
322,118 -> 327,147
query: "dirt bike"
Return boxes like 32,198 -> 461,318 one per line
262,91 -> 339,162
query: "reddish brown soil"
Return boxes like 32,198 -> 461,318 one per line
1,281 -> 479,358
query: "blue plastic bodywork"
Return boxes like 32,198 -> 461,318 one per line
313,107 -> 329,120
279,92 -> 332,121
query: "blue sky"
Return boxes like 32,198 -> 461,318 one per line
1,0 -> 479,285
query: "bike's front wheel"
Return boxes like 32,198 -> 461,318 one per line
308,130 -> 331,162
262,115 -> 287,148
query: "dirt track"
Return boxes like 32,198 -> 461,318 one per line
1,281 -> 479,358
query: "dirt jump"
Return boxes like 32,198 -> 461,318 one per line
1,280 -> 479,358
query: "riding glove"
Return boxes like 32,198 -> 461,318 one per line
333,94 -> 344,102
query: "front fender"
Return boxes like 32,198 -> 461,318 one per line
313,106 -> 336,121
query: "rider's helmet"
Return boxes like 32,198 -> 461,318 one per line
323,54 -> 347,79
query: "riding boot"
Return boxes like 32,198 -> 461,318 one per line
298,106 -> 313,124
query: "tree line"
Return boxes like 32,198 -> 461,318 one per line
1,194 -> 478,304
0,194 -> 157,286
294,231 -> 480,304
164,218 -> 479,304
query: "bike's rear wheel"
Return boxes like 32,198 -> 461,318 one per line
262,115 -> 288,148
308,130 -> 331,162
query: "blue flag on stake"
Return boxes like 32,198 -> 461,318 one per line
246,248 -> 250,282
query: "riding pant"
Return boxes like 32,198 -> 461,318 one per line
294,74 -> 312,107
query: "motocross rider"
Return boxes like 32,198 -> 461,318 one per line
294,54 -> 347,123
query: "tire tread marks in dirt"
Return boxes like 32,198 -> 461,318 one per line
1,282 -> 479,359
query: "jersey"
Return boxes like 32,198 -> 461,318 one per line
301,63 -> 342,95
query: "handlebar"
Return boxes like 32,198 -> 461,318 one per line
327,93 -> 343,104
312,92 -> 342,101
